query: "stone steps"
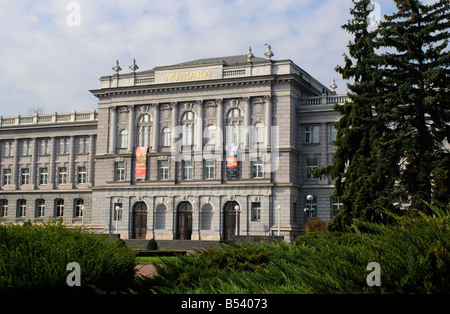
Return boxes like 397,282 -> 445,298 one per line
124,239 -> 222,251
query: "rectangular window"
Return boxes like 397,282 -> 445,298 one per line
39,168 -> 48,185
17,199 -> 26,217
331,197 -> 343,218
21,140 -> 32,156
21,168 -> 30,185
330,125 -> 337,142
159,161 -> 169,180
182,160 -> 193,180
75,199 -> 84,217
58,138 -> 70,154
305,126 -> 320,144
0,199 -> 8,218
251,158 -> 263,178
203,160 -> 215,179
36,199 -> 45,218
2,140 -> 14,157
77,166 -> 87,184
306,159 -> 318,180
39,139 -> 51,155
304,196 -> 317,219
55,199 -> 64,217
3,169 -> 12,186
77,137 -> 89,153
115,162 -> 125,181
58,167 -> 67,184
251,202 -> 261,222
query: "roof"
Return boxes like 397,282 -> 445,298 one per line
156,55 -> 268,70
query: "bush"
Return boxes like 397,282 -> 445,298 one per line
146,206 -> 450,294
304,218 -> 328,233
0,220 -> 137,293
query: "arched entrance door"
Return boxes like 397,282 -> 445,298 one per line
132,202 -> 147,239
223,201 -> 239,241
176,201 -> 193,240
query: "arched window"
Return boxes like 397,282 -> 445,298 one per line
200,204 -> 213,230
226,108 -> 244,146
162,128 -> 171,147
181,111 -> 196,146
155,204 -> 167,230
119,129 -> 128,148
137,114 -> 153,147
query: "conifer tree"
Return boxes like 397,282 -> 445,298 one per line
377,0 -> 450,212
315,0 -> 395,231
317,0 -> 449,231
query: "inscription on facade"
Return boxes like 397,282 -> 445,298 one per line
154,65 -> 223,84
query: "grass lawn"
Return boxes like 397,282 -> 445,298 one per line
136,256 -> 179,265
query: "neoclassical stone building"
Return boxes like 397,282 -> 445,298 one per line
0,47 -> 346,241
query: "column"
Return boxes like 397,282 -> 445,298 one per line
109,106 -> 117,154
49,137 -> 56,188
13,139 -> 19,189
215,99 -> 223,152
127,105 -> 135,153
264,95 -> 272,147
152,104 -> 159,152
196,101 -> 203,151
170,102 -> 178,152
243,97 -> 250,148
88,135 -> 95,184
69,136 -> 75,187
31,138 -> 38,188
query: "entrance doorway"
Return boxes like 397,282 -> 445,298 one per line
132,202 -> 147,239
223,201 -> 239,241
176,201 -> 193,240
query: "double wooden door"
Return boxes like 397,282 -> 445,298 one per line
223,201 -> 239,241
133,202 -> 147,239
176,202 -> 193,240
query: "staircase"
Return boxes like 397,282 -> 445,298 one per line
125,239 -> 221,251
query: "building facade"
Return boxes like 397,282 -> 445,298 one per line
0,49 -> 346,241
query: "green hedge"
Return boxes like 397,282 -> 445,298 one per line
145,208 -> 450,294
0,220 -> 137,293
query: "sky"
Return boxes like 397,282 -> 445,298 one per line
0,0 -> 436,117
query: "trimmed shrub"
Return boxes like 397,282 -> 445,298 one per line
0,220 -> 137,293
146,239 -> 158,250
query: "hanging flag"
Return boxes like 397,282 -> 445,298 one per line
226,144 -> 238,178
135,146 -> 148,180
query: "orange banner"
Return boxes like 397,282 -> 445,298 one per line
135,146 -> 148,180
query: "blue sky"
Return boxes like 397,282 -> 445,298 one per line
0,0 -> 433,117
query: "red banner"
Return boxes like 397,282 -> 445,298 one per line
135,146 -> 148,180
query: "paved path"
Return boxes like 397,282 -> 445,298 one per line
135,264 -> 158,277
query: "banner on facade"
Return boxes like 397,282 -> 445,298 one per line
226,144 -> 238,178
135,146 -> 148,180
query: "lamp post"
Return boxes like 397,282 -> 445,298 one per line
306,195 -> 314,219
276,205 -> 281,236
80,205 -> 85,231
115,205 -> 122,235
234,204 -> 240,236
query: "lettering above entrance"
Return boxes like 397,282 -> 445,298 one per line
154,65 -> 223,84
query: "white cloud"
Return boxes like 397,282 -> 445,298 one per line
0,0 -> 402,117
